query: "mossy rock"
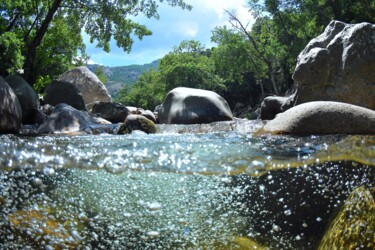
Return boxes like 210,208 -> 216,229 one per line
8,208 -> 84,248
318,186 -> 375,249
118,114 -> 157,134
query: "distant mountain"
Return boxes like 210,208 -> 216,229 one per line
86,59 -> 159,98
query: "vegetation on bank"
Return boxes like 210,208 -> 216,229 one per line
1,0 -> 374,111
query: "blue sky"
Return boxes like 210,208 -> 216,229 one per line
84,0 -> 254,66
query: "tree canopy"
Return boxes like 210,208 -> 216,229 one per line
0,0 -> 191,87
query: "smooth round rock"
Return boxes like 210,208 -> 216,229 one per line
260,101 -> 375,135
158,87 -> 233,124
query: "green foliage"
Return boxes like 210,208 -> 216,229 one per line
116,40 -> 225,111
0,32 -> 24,75
95,66 -> 109,84
159,40 -> 225,93
116,70 -> 165,110
0,0 -> 192,86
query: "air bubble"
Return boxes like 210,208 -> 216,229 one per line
42,166 -> 55,176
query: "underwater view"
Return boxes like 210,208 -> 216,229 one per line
0,129 -> 374,249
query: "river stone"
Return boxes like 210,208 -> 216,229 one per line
37,103 -> 110,134
44,80 -> 86,111
5,74 -> 39,124
58,66 -> 112,107
261,101 -> 375,135
140,109 -> 156,123
118,114 -> 157,134
91,102 -> 129,123
158,87 -> 233,124
318,186 -> 375,250
0,76 -> 22,133
293,20 -> 375,109
260,90 -> 298,120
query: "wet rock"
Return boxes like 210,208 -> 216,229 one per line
140,109 -> 157,123
91,101 -> 129,123
44,80 -> 86,111
158,87 -> 233,124
40,104 -> 55,116
118,114 -> 157,134
37,103 -> 110,134
0,76 -> 22,133
5,75 -> 39,124
318,186 -> 375,250
260,101 -> 375,135
260,90 -> 298,120
58,66 -> 112,108
7,208 -> 83,248
293,20 -> 375,109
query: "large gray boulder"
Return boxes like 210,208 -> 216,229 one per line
158,87 -> 233,124
293,21 -> 375,110
260,101 -> 375,135
58,66 -> 112,107
91,102 -> 129,123
37,103 -> 110,134
5,74 -> 39,124
44,80 -> 86,110
0,76 -> 22,133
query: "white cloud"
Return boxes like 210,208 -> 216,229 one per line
177,22 -> 199,37
187,0 -> 253,24
83,0 -> 255,66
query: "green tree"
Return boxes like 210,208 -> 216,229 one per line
116,40 -> 225,111
159,40 -> 225,93
116,70 -> 164,110
211,26 -> 262,107
0,0 -> 192,87
95,66 -> 109,84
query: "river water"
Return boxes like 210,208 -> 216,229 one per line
0,128 -> 374,249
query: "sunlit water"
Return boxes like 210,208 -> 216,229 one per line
0,130 -> 374,249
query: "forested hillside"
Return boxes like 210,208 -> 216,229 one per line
86,60 -> 159,98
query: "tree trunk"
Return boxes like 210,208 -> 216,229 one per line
327,0 -> 341,20
23,0 -> 63,86
268,64 -> 279,95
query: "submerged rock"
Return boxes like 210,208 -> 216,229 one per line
229,161 -> 375,248
318,186 -> 375,250
37,103 -> 111,134
293,20 -> 375,109
118,114 -> 157,134
0,76 -> 22,133
260,101 -> 375,135
158,87 -> 233,124
7,208 -> 83,248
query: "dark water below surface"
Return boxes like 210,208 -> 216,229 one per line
0,130 -> 374,249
